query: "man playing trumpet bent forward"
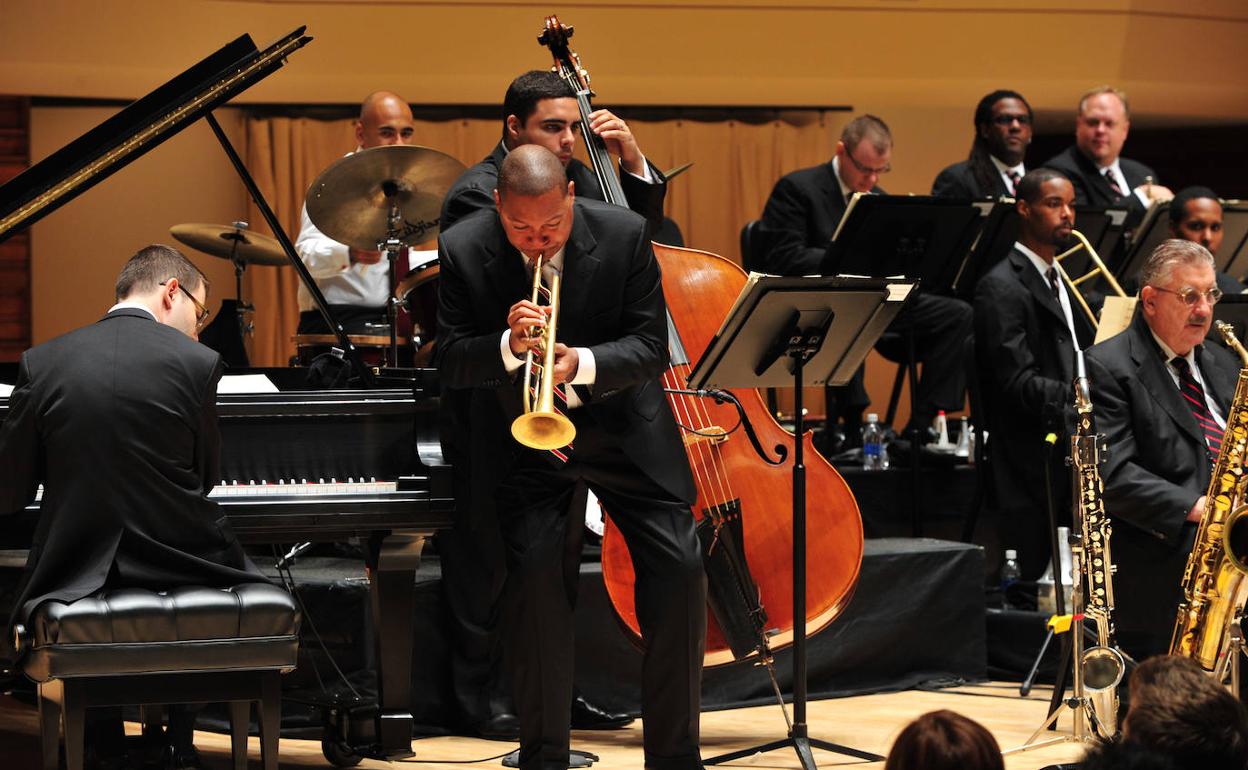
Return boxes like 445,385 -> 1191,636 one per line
1085,239 -> 1237,661
433,145 -> 706,770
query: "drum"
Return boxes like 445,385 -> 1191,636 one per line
395,261 -> 440,365
292,332 -> 407,367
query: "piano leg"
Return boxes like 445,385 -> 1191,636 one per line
367,531 -> 427,759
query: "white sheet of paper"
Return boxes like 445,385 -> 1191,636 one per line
217,374 -> 279,394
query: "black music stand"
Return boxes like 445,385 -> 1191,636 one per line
822,194 -> 981,535
690,274 -> 914,770
1211,294 -> 1248,348
951,198 -> 1018,299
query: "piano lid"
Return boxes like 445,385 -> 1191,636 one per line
0,27 -> 312,243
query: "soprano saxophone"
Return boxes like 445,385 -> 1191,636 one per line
1169,321 -> 1248,680
1071,348 -> 1127,740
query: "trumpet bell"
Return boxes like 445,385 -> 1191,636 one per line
512,411 -> 577,450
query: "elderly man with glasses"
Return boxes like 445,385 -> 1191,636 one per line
1085,238 -> 1237,661
756,113 -> 973,446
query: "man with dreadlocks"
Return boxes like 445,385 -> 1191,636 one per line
932,90 -> 1033,199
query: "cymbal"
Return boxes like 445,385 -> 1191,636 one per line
305,145 -> 466,252
169,223 -> 289,266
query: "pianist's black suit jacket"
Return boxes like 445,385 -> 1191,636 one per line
757,160 -> 884,277
433,199 -> 695,505
1043,145 -> 1157,212
0,308 -> 260,628
1085,311 -> 1237,658
440,143 -> 668,236
931,159 -> 1012,200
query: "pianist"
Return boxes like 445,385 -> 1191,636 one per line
0,244 -> 265,769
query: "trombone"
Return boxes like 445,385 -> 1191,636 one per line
511,253 -> 577,451
1054,229 -> 1129,330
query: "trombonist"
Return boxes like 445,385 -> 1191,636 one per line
432,145 -> 706,770
973,168 -> 1096,579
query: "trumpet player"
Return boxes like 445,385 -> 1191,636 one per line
433,145 -> 706,770
974,168 -> 1095,579
1084,239 -> 1237,660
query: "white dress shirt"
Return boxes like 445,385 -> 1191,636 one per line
1017,242 -> 1080,351
498,246 -> 597,408
1150,332 -> 1227,429
1098,158 -> 1151,208
990,154 -> 1025,196
107,302 -> 157,320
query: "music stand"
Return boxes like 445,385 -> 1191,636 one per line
1215,202 -> 1248,281
690,274 -> 915,770
950,198 -> 1019,299
1210,294 -> 1248,348
1067,205 -> 1128,281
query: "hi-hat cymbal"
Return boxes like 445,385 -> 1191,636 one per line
305,145 -> 466,252
169,223 -> 289,266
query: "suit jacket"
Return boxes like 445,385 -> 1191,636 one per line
440,143 -> 668,235
1043,145 -> 1157,212
757,161 -> 884,277
931,159 -> 1012,200
974,247 -> 1096,514
433,198 -> 695,505
1084,311 -> 1238,652
0,309 -> 260,627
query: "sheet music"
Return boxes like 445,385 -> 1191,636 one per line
0,383 -> 13,397
217,374 -> 280,394
1094,296 -> 1138,344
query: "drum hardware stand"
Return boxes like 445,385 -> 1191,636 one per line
225,220 -> 256,337
380,191 -> 406,369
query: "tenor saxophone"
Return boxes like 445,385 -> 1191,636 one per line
1169,321 -> 1248,679
1071,349 -> 1126,739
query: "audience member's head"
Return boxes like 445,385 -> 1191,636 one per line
883,710 -> 1004,770
973,89 -> 1032,167
114,244 -> 210,339
1081,740 -> 1181,770
501,70 -> 579,166
1015,168 -> 1075,254
1120,655 -> 1248,770
355,91 -> 415,149
1075,85 -> 1131,167
835,114 -> 892,195
1169,186 -> 1225,255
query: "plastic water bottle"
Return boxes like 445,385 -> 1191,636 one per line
955,416 -> 971,458
861,413 -> 886,470
1000,549 -> 1022,607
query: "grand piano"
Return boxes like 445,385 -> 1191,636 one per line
0,29 -> 455,762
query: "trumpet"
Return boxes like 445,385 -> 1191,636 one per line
1053,229 -> 1129,330
511,254 -> 577,451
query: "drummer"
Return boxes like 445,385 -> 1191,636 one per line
294,90 -> 436,334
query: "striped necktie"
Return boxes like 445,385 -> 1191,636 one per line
1007,169 -> 1021,195
1103,169 -> 1125,197
1171,356 -> 1224,456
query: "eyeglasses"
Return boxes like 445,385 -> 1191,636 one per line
991,114 -> 1032,126
160,280 -> 211,328
1150,285 -> 1223,307
844,149 -> 891,176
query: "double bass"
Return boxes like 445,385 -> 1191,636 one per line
539,16 -> 865,668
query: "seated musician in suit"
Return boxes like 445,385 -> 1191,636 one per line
434,146 -> 706,770
758,114 -> 973,440
1085,239 -> 1235,661
1044,86 -> 1172,214
0,245 -> 266,769
932,89 -> 1032,200
1169,185 -> 1248,295
441,70 -> 666,234
974,168 -> 1095,579
295,90 -> 427,333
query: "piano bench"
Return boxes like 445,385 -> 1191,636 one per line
17,583 -> 300,770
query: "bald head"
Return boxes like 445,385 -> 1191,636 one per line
355,91 -> 415,149
496,144 -> 570,201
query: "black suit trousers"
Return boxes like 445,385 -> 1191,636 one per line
493,412 -> 706,770
876,293 -> 973,426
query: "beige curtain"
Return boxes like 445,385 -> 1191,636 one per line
241,111 -> 842,374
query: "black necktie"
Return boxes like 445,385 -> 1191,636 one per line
1046,267 -> 1061,300
1171,356 -> 1224,457
1104,169 -> 1125,197
1007,170 -> 1021,194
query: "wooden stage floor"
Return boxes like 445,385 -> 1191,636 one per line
0,683 -> 1091,769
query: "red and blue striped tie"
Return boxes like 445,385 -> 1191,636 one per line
1172,356 -> 1224,456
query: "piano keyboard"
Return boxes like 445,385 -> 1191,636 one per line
32,480 -> 399,501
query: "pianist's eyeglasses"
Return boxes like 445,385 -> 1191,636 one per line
160,280 -> 211,328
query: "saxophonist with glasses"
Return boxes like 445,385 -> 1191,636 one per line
433,145 -> 706,770
1084,239 -> 1238,662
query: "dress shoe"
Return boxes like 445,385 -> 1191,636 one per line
472,711 -> 521,741
570,695 -> 634,730
502,748 -> 598,768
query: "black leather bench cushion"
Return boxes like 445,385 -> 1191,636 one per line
23,583 -> 300,682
